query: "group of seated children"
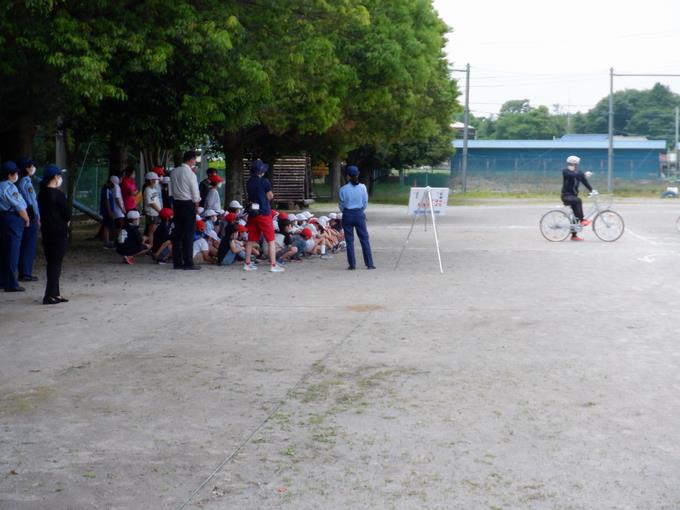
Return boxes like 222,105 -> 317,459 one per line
114,199 -> 345,268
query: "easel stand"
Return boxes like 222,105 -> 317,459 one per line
395,187 -> 444,274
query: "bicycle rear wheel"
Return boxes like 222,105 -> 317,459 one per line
593,210 -> 624,242
540,210 -> 572,241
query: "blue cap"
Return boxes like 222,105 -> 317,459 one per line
250,159 -> 268,176
18,158 -> 34,169
346,165 -> 359,177
43,164 -> 63,180
2,161 -> 18,173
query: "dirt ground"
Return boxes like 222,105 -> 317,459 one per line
2,200 -> 680,510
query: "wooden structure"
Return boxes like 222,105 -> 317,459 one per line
242,155 -> 314,209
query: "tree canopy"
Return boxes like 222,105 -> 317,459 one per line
0,0 -> 459,201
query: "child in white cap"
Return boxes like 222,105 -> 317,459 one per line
116,210 -> 150,265
142,172 -> 162,246
110,175 -> 126,232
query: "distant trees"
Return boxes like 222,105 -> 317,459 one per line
466,83 -> 680,145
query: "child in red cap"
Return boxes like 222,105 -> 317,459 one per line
192,220 -> 214,264
152,208 -> 174,264
204,174 -> 224,213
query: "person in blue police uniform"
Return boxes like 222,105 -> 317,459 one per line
17,158 -> 40,281
37,164 -> 70,305
338,165 -> 375,270
0,161 -> 31,292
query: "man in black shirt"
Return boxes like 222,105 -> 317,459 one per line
561,155 -> 597,241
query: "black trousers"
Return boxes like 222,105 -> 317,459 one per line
561,195 -> 584,220
172,200 -> 196,268
43,235 -> 67,298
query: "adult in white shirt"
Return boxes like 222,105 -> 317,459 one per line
170,151 -> 201,270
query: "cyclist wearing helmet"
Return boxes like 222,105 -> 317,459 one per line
561,155 -> 596,241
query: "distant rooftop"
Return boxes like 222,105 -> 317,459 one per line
559,134 -> 651,142
454,134 -> 666,150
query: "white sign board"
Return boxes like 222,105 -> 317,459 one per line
408,187 -> 449,216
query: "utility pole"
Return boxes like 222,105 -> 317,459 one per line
462,64 -> 471,192
608,68 -> 614,193
674,106 -> 680,174
452,63 -> 471,193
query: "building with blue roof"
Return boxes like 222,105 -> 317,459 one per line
451,135 -> 666,179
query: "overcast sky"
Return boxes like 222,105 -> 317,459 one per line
432,0 -> 680,117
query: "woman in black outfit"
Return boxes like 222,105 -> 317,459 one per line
37,164 -> 70,305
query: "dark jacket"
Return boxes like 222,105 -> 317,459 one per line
561,168 -> 592,197
37,187 -> 70,240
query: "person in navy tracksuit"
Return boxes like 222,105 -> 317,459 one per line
37,164 -> 70,304
339,165 -> 375,270
17,158 -> 40,281
0,161 -> 30,292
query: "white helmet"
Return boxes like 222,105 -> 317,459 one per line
566,155 -> 581,165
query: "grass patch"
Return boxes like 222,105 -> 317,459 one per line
1,386 -> 55,414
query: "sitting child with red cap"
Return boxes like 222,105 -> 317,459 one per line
152,208 -> 174,264
193,220 -> 216,264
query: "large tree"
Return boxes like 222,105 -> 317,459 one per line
1,1 -> 458,206
493,100 -> 562,140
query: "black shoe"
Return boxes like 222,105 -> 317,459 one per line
183,265 -> 201,270
18,275 -> 38,282
5,286 -> 25,292
43,296 -> 60,305
56,296 -> 69,303
366,266 -> 376,270
347,266 -> 356,270
173,265 -> 183,270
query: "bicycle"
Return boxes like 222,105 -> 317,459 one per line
540,192 -> 625,242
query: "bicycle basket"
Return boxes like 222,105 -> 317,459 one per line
593,193 -> 613,210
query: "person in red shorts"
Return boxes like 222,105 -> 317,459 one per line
244,159 -> 284,273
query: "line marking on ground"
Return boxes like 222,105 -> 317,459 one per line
175,313 -> 373,510
384,225 -> 534,230
626,228 -> 660,245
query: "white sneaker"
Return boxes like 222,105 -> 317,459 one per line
243,262 -> 258,271
320,254 -> 333,260
269,264 -> 285,273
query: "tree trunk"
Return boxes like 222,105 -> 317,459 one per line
64,129 -> 80,241
0,115 -> 36,161
108,139 -> 127,177
226,147 -> 244,205
330,158 -> 342,201
221,133 -> 245,207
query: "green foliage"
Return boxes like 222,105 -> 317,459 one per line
1,0 -> 458,192
472,84 -> 680,146
580,83 -> 680,144
494,101 -> 562,140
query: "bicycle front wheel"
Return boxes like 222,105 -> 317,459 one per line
593,210 -> 624,242
540,210 -> 572,242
